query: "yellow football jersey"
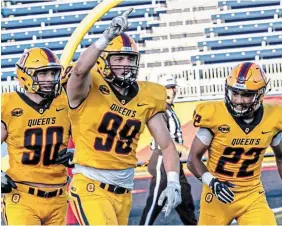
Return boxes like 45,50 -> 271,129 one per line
1,91 -> 71,184
69,71 -> 166,170
194,101 -> 282,191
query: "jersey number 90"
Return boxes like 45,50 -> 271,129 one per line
22,127 -> 64,166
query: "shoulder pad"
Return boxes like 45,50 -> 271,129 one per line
193,102 -> 217,129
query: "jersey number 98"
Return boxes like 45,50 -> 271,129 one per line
94,112 -> 141,155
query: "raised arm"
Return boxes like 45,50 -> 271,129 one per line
66,8 -> 133,108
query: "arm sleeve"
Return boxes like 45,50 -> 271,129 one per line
271,131 -> 282,147
196,128 -> 214,146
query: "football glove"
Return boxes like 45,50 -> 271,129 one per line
95,8 -> 133,50
209,178 -> 235,204
158,172 -> 182,218
1,171 -> 17,193
55,148 -> 74,168
103,8 -> 132,41
201,172 -> 235,204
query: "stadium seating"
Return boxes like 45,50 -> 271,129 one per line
1,0 -> 282,84
198,34 -> 282,51
1,33 -> 143,55
218,0 -> 280,10
212,8 -> 282,23
1,51 -> 81,80
2,7 -> 161,30
205,21 -> 282,37
1,1 -> 163,17
191,47 -> 282,65
2,20 -> 149,42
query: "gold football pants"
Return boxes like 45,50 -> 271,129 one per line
199,184 -> 276,225
3,183 -> 67,225
69,173 -> 132,225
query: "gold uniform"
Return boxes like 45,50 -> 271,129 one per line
1,91 -> 71,225
69,70 -> 166,225
193,101 -> 282,225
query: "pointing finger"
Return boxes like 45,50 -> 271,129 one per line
122,8 -> 133,18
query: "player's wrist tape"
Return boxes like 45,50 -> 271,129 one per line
201,172 -> 215,186
167,171 -> 180,184
95,36 -> 110,50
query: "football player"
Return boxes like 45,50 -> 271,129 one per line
65,9 -> 182,225
1,47 -> 73,225
187,62 -> 282,225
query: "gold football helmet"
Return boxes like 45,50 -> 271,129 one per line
225,62 -> 269,117
96,33 -> 140,88
16,47 -> 63,99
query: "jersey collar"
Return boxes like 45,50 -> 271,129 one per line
16,91 -> 53,114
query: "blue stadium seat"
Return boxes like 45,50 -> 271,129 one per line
2,20 -> 151,42
212,8 -> 282,23
5,0 -> 47,5
1,1 -> 165,17
1,32 -> 142,68
1,52 -> 81,69
191,48 -> 282,64
2,7 -> 157,30
218,0 -> 280,10
2,33 -> 142,55
1,40 -> 68,55
198,35 -> 282,51
1,70 -> 16,81
205,21 -> 282,37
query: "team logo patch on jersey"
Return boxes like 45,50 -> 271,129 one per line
205,193 -> 213,203
86,183 -> 95,192
12,194 -> 21,203
11,108 -> 23,117
99,85 -> 110,95
218,124 -> 230,133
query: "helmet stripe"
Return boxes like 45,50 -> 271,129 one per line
41,47 -> 57,63
237,62 -> 253,82
120,33 -> 131,47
